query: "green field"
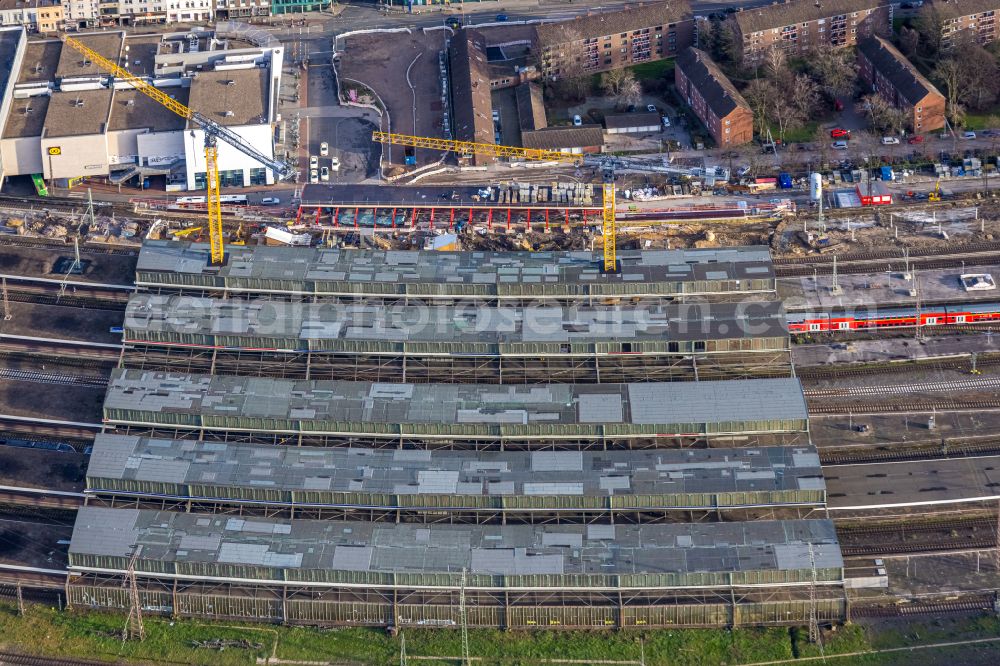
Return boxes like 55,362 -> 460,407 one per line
4,603 -> 1000,666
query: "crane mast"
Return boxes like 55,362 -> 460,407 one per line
61,35 -> 293,265
371,131 -> 620,272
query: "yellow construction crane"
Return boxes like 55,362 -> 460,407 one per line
61,36 -> 293,265
372,131 -> 619,273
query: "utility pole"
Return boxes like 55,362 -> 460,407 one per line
459,568 -> 470,666
831,255 -> 841,296
807,543 -> 824,658
399,632 -> 407,666
59,237 -> 81,299
123,546 -> 145,642
1,277 -> 10,322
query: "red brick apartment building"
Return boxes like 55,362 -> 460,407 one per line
674,47 -> 754,146
856,36 -> 946,132
729,0 -> 891,64
535,1 -> 694,79
928,0 -> 1000,48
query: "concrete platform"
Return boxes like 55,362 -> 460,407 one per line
0,244 -> 136,285
0,446 -> 87,493
781,263 -> 1000,311
793,333 -> 1000,367
811,409 -> 1000,449
826,454 -> 1000,511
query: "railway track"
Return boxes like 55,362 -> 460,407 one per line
810,398 -> 1000,414
0,652 -> 120,666
774,240 -> 1000,265
0,368 -> 108,389
851,595 -> 995,618
0,233 -> 136,257
838,517 -> 997,556
820,439 -> 1000,465
804,376 -> 1000,398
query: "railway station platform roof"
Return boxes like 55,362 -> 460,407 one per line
102,370 -> 810,442
122,294 -> 789,356
85,434 -> 825,511
135,242 -> 776,300
69,507 -> 843,589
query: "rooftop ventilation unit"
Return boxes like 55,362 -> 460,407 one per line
223,110 -> 234,117
22,106 -> 31,114
126,99 -> 135,106
73,98 -> 84,107
82,59 -> 91,67
225,79 -> 235,86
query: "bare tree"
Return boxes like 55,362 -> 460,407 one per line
717,18 -> 742,67
743,78 -> 774,137
898,26 -> 920,57
762,45 -> 788,82
807,46 -> 857,98
790,73 -> 821,119
957,42 -> 1000,111
600,69 -> 642,109
812,125 -> 831,170
934,57 -> 968,127
916,4 -> 946,56
536,26 -> 592,104
859,94 -> 908,136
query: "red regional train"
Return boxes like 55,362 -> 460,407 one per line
787,302 -> 1000,333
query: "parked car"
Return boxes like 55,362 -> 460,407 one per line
330,156 -> 340,172
320,142 -> 329,157
320,166 -> 330,182
832,140 -> 849,150
908,135 -> 924,144
495,13 -> 509,21
963,130 -> 977,140
445,17 -> 462,28
573,114 -> 582,126
261,197 -> 281,205
309,155 -> 318,169
626,104 -> 636,113
661,115 -> 670,128
646,104 -> 657,113
309,168 -> 319,184
881,136 -> 900,145
830,128 -> 850,139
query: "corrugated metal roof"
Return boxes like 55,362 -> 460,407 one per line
70,506 -> 843,578
123,295 -> 789,348
86,434 -> 824,501
135,241 -> 776,297
102,369 -> 809,432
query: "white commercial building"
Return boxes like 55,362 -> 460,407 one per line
0,24 -> 283,191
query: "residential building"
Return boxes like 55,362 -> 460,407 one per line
0,0 -> 62,33
928,0 -> 1000,48
270,0 -> 326,14
62,0 -> 98,29
449,29 -> 495,166
521,125 -> 604,154
214,0 -> 269,19
166,0 -> 212,23
729,0 -> 891,64
674,47 -> 754,147
535,1 -> 694,79
0,28 -> 284,191
856,36 -> 946,133
118,0 -> 167,25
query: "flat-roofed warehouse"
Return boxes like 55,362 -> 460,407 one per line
122,294 -> 791,383
67,507 -> 845,628
135,241 -> 777,302
85,434 -> 826,522
102,370 -> 809,448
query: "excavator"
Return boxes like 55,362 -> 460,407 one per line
928,179 -> 942,202
60,36 -> 294,265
